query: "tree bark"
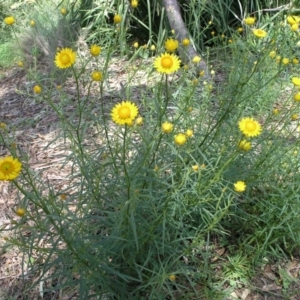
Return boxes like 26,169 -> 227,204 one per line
162,0 -> 209,76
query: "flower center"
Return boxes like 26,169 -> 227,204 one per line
118,106 -> 131,119
245,121 -> 256,132
0,162 -> 13,174
161,57 -> 173,68
60,53 -> 70,64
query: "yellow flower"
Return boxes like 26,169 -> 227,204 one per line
292,77 -> 300,86
136,116 -> 143,125
291,23 -> 298,31
111,101 -> 138,125
0,156 -> 22,180
150,45 -> 156,51
211,31 -> 215,36
192,56 -> 201,63
29,20 -> 35,26
114,14 -> 122,24
60,8 -> 67,15
54,48 -> 76,69
238,117 -> 262,137
183,65 -> 189,71
182,38 -> 190,46
199,70 -> 205,77
282,58 -> 290,65
16,208 -> 26,217
169,274 -> 176,281
292,114 -> 298,121
287,15 -> 300,25
4,16 -> 15,25
0,123 -> 6,129
165,38 -> 179,52
90,45 -> 101,57
237,27 -> 243,32
192,165 -> 199,171
162,121 -> 173,133
91,71 -> 103,81
174,133 -> 187,145
293,58 -> 299,64
33,85 -> 42,94
276,55 -> 281,63
187,107 -> 193,112
60,194 -> 67,200
294,92 -> 300,102
154,52 -> 181,74
133,42 -> 139,48
238,140 -> 251,151
253,29 -> 267,38
269,51 -> 276,58
192,78 -> 198,85
131,0 -> 138,8
244,17 -> 256,25
273,108 -> 279,115
234,181 -> 246,192
17,61 -> 24,67
185,129 -> 193,137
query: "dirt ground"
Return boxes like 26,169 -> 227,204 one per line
1,64 -> 300,299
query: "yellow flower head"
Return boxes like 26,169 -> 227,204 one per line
192,165 -> 199,171
33,85 -> 42,94
4,16 -> 15,25
0,156 -> 22,181
16,208 -> 26,217
294,92 -> 300,102
192,56 -> 201,63
199,70 -> 205,77
293,58 -> 299,64
60,8 -> 67,15
174,133 -> 187,145
292,77 -> 300,86
169,274 -> 176,281
185,129 -> 193,137
114,14 -> 122,24
211,31 -> 215,36
237,27 -> 243,32
234,181 -> 246,192
253,29 -> 267,38
269,51 -> 276,59
273,108 -> 279,115
111,101 -> 138,125
150,45 -> 156,51
182,38 -> 190,46
291,23 -> 298,31
131,0 -> 138,8
136,116 -> 143,125
90,45 -> 101,57
164,38 -> 179,53
161,121 -> 173,133
30,20 -> 35,26
239,117 -> 262,137
91,71 -> 103,81
282,58 -> 290,65
244,17 -> 256,25
0,123 -> 6,129
17,61 -> 24,67
55,48 -> 76,69
292,114 -> 298,121
287,15 -> 300,25
238,140 -> 251,151
154,52 -> 181,74
133,42 -> 139,48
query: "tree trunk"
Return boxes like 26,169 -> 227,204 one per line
162,0 -> 208,77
